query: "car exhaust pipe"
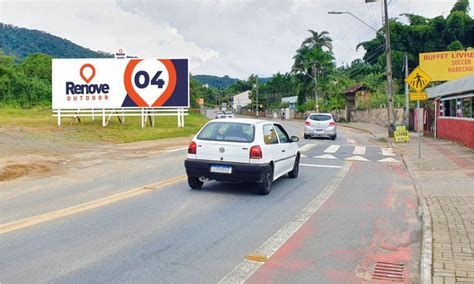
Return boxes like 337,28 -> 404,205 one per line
199,177 -> 208,182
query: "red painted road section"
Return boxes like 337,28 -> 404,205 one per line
247,163 -> 420,283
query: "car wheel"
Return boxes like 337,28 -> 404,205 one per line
331,134 -> 337,140
188,176 -> 203,189
288,155 -> 300,178
258,166 -> 273,195
304,134 -> 310,139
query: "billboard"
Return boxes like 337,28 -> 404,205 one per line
52,58 -> 189,109
419,50 -> 474,81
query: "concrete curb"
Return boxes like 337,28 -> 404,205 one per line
399,152 -> 433,284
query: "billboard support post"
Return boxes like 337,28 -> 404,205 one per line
102,108 -> 106,127
58,109 -> 61,126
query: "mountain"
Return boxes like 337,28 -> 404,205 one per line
193,75 -> 238,89
0,23 -> 113,59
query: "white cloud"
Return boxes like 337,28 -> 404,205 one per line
0,0 -> 464,79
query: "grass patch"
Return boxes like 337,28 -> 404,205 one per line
0,107 -> 209,143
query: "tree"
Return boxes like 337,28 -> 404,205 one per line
448,40 -> 465,50
301,30 -> 333,53
451,0 -> 470,13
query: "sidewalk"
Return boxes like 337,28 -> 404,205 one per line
343,122 -> 474,283
338,122 -> 389,140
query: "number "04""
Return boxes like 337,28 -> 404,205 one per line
134,71 -> 165,89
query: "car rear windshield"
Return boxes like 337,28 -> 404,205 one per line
197,122 -> 255,142
309,114 -> 332,121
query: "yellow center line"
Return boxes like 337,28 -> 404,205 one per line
0,175 -> 187,235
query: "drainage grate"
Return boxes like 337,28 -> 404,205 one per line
371,261 -> 405,282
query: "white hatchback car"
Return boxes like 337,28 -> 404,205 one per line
184,118 -> 300,195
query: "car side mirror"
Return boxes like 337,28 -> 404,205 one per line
291,136 -> 299,143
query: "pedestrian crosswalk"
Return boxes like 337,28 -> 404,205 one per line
324,145 -> 340,154
352,146 -> 366,155
299,144 -> 400,163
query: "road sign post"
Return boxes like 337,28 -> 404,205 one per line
405,66 -> 431,159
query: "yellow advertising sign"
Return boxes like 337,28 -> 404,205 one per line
420,50 -> 474,81
405,66 -> 431,92
409,92 -> 428,101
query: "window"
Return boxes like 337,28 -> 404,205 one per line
263,124 -> 278,145
450,99 -> 456,117
197,122 -> 254,142
274,124 -> 290,143
441,96 -> 474,118
309,114 -> 331,121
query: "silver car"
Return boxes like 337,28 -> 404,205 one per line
304,113 -> 337,140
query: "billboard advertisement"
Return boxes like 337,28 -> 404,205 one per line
419,50 -> 474,81
52,58 -> 189,109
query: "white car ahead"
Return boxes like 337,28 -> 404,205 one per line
184,118 -> 300,195
304,113 -> 337,140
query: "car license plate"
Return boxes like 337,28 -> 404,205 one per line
314,129 -> 324,133
210,165 -> 232,174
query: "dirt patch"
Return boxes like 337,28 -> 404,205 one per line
0,164 -> 51,182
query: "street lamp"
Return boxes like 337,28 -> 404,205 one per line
328,11 -> 383,36
295,66 -> 319,112
328,0 -> 395,137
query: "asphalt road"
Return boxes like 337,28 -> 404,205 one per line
0,119 -> 421,283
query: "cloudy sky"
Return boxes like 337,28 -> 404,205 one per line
0,0 -> 464,79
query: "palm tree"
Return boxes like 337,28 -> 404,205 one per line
301,30 -> 333,53
292,46 -> 335,75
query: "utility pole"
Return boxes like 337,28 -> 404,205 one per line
255,76 -> 259,118
313,63 -> 319,112
404,53 -> 409,127
383,0 -> 395,137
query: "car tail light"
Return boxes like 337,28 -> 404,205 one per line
188,141 -> 197,154
304,121 -> 311,126
250,145 -> 263,159
329,122 -> 336,127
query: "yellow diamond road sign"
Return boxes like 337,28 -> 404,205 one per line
410,92 -> 428,102
405,66 -> 431,92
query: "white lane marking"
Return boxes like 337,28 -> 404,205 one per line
381,148 -> 395,156
218,163 -> 352,284
353,146 -> 366,155
346,156 -> 369,162
313,154 -> 338,160
300,164 -> 342,169
166,147 -> 188,153
324,145 -> 340,154
299,144 -> 316,152
348,139 -> 357,144
301,154 -> 308,158
378,157 -> 400,163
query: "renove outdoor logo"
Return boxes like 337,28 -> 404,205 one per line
66,63 -> 110,95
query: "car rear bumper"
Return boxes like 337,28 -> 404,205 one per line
184,159 -> 269,182
304,126 -> 337,137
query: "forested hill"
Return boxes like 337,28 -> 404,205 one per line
193,75 -> 238,89
0,23 -> 113,59
193,74 -> 272,89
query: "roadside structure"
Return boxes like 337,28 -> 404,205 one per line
281,96 -> 298,109
231,90 -> 252,113
426,74 -> 474,149
342,84 -> 372,122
